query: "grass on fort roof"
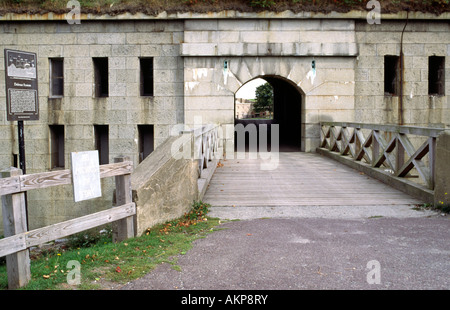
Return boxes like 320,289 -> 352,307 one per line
0,0 -> 448,15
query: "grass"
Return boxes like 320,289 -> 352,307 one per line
0,0 -> 448,15
413,202 -> 450,214
0,201 -> 222,290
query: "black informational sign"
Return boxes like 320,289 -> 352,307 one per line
4,49 -> 39,121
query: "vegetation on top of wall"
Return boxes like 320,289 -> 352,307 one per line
0,0 -> 449,16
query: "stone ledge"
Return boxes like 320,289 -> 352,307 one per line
181,42 -> 359,57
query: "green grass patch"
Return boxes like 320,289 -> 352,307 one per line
413,202 -> 450,214
0,201 -> 221,290
0,0 -> 448,15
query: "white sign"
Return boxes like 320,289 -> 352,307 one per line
71,151 -> 102,202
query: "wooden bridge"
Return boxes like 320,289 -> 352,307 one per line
201,122 -> 447,219
203,152 -> 423,219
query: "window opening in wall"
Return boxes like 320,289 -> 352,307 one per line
384,55 -> 400,95
429,56 -> 445,96
49,125 -> 65,169
138,124 -> 154,163
49,58 -> 64,98
140,58 -> 154,96
94,125 -> 109,165
93,57 -> 109,97
12,153 -> 18,168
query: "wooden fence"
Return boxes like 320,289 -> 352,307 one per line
318,122 -> 445,202
193,124 -> 220,177
181,124 -> 221,199
0,156 -> 135,289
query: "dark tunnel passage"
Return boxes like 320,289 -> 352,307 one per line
235,76 -> 303,152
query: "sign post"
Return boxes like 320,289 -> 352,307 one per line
4,49 -> 40,230
4,49 -> 39,122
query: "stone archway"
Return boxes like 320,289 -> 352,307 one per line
183,55 -> 355,154
234,75 -> 304,152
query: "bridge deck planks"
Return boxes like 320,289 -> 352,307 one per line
203,152 -> 423,207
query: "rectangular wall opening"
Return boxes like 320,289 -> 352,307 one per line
138,124 -> 154,163
93,57 -> 109,97
49,125 -> 65,169
140,57 -> 154,97
49,58 -> 64,98
384,55 -> 400,95
94,125 -> 109,165
429,56 -> 445,96
12,153 -> 18,168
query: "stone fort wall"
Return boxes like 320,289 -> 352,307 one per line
0,12 -> 448,232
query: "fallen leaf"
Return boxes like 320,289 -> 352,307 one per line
115,266 -> 122,273
43,275 -> 50,279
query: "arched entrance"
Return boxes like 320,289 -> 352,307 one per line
234,75 -> 303,152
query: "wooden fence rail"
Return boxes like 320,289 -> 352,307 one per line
193,124 -> 220,177
181,124 -> 221,199
182,124 -> 220,178
318,122 -> 445,202
0,156 -> 135,289
320,122 -> 443,189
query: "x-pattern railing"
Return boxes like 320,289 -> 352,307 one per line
320,122 -> 444,190
193,124 -> 220,177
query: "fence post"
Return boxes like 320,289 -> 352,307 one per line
396,133 -> 405,175
1,167 -> 31,289
434,131 -> 450,206
372,130 -> 380,167
113,156 -> 135,242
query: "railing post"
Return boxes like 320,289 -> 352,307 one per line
1,167 -> 31,289
433,132 -> 448,206
396,134 -> 405,175
428,137 -> 436,190
372,130 -> 379,167
113,156 -> 134,243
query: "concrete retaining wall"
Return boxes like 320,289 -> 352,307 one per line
131,134 -> 198,236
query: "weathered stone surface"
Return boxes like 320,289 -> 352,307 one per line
131,135 -> 198,236
0,16 -> 448,233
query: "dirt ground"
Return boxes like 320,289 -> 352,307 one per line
0,0 -> 448,17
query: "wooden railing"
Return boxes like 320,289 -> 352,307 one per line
319,122 -> 445,198
191,124 -> 221,177
181,124 -> 221,199
0,156 -> 135,289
